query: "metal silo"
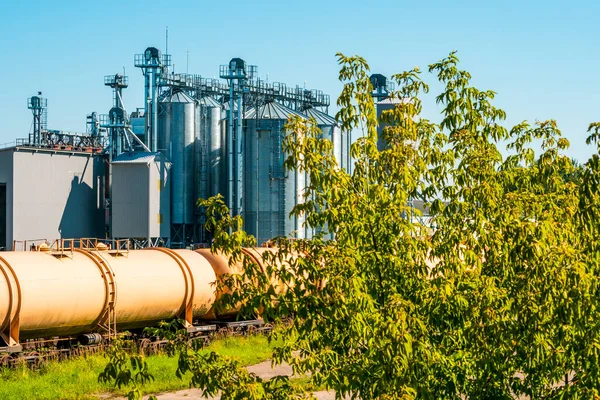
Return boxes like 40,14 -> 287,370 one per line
303,108 -> 345,169
209,105 -> 222,198
341,125 -> 350,173
243,101 -> 307,244
159,91 -> 196,232
195,96 -> 220,202
195,96 -> 221,243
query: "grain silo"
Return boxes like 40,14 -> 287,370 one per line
303,107 -> 349,170
243,101 -> 308,244
158,91 -> 197,246
195,96 -> 221,242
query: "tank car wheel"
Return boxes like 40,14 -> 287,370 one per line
262,323 -> 273,335
58,349 -> 71,361
26,352 -> 43,368
138,338 -> 151,355
217,326 -> 233,338
6,353 -> 20,368
0,353 -> 12,367
76,347 -> 85,358
151,341 -> 163,355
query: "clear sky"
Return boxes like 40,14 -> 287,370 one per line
0,0 -> 598,161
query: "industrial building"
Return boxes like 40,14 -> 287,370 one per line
0,144 -> 106,250
0,47 -> 384,250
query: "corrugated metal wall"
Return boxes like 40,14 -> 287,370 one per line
0,149 -> 13,250
111,154 -> 170,239
111,163 -> 150,238
8,149 -> 105,246
0,184 -> 6,250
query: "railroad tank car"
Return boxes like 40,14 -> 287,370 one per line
0,244 -> 283,353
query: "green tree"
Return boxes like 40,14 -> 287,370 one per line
98,337 -> 157,400
193,52 -> 600,399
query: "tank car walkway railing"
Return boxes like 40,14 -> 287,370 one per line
13,238 -> 131,257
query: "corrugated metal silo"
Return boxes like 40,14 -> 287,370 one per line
303,108 -> 345,169
159,91 -> 196,226
195,96 -> 221,242
341,125 -> 350,173
196,96 -> 220,204
243,102 -> 307,244
210,105 -> 222,198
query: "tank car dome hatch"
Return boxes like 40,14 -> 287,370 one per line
370,73 -> 387,90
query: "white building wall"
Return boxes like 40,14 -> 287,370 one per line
1,148 -> 105,249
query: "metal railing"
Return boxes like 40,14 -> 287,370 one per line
0,141 -> 16,150
7,131 -> 106,153
12,237 -> 170,253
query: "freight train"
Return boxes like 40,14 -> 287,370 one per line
0,240 -> 281,357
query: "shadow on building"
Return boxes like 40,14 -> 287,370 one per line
58,158 -> 105,240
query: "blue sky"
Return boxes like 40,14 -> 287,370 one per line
0,0 -> 598,161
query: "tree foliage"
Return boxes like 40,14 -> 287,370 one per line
98,337 -> 157,400
195,51 -> 600,399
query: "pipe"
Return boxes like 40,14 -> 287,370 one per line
151,70 -> 159,153
210,106 -> 221,198
227,84 -> 234,218
144,71 -> 151,149
235,92 -> 244,218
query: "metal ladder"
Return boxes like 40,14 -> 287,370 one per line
81,250 -> 117,340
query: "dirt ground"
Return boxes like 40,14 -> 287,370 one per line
123,360 -> 338,400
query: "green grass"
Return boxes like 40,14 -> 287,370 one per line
0,334 -> 279,400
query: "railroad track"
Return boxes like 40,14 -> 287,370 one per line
0,319 -> 272,369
